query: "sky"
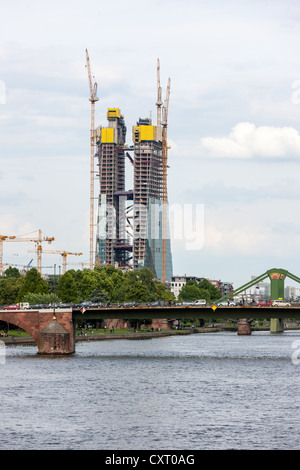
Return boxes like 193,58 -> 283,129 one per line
1,0 -> 300,288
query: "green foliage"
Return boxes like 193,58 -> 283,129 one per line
0,276 -> 23,305
21,292 -> 58,304
0,264 -> 175,306
4,266 -> 21,278
17,268 -> 49,301
178,279 -> 220,302
87,289 -> 110,303
57,271 -> 79,302
198,279 -> 220,300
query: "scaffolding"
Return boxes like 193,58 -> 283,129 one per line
95,108 -> 132,268
92,61 -> 173,281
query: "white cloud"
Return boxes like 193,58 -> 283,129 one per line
201,122 -> 300,159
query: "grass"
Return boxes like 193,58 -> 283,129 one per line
76,327 -> 165,336
0,329 -> 31,337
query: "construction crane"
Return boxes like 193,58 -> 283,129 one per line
26,259 -> 33,271
156,58 -> 163,130
0,235 -> 16,275
156,59 -> 171,282
4,230 -> 55,275
30,250 -> 83,275
85,49 -> 99,271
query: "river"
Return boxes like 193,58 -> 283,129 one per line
0,330 -> 299,450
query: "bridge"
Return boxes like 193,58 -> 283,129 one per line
1,267 -> 299,355
0,303 -> 299,355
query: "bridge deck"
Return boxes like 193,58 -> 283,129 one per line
72,305 -> 300,321
0,306 -> 299,323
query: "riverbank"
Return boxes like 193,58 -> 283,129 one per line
2,325 -> 299,346
0,327 -> 222,345
75,327 -> 223,342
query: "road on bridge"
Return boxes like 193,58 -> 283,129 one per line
72,305 -> 300,321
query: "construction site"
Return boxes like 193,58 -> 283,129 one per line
87,52 -> 173,282
0,54 -> 173,283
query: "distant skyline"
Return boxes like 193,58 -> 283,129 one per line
1,0 -> 300,288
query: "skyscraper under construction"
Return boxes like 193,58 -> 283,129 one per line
95,62 -> 172,282
95,108 -> 132,268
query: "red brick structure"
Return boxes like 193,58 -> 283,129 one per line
237,318 -> 251,335
0,309 -> 74,354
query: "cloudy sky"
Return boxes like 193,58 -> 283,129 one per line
1,0 -> 300,288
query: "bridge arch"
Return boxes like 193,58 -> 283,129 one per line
0,310 -> 75,354
0,312 -> 40,345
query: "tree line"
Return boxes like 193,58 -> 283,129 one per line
0,266 -> 221,306
0,266 -> 174,305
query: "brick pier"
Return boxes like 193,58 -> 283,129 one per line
0,309 -> 75,354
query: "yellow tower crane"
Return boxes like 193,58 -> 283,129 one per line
85,49 -> 99,271
157,58 -> 171,282
3,230 -> 55,275
37,250 -> 83,274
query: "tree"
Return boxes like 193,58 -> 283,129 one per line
4,267 -> 20,278
178,279 -> 221,302
87,289 -> 110,303
178,281 -> 202,301
154,282 -> 174,302
198,279 -> 220,300
77,270 -> 99,300
0,276 -> 23,305
125,282 -> 150,302
57,271 -> 79,302
17,268 -> 49,301
21,292 -> 58,305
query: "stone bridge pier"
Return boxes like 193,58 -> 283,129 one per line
237,318 -> 252,335
0,309 -> 75,354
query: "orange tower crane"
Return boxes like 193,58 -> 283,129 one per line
3,230 -> 55,275
30,250 -> 83,275
85,49 -> 99,271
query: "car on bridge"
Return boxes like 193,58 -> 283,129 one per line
3,304 -> 20,310
272,299 -> 291,307
256,300 -> 273,307
217,301 -> 237,306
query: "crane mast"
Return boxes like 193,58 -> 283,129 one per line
161,75 -> 171,282
85,49 -> 99,270
156,58 -> 163,129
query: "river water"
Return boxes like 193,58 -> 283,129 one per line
0,330 -> 299,450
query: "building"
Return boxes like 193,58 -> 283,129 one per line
94,111 -> 173,281
248,276 -> 270,300
95,108 -> 132,268
170,275 -> 204,299
132,118 -> 173,281
284,285 -> 300,300
170,276 -> 234,300
94,62 -> 173,281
